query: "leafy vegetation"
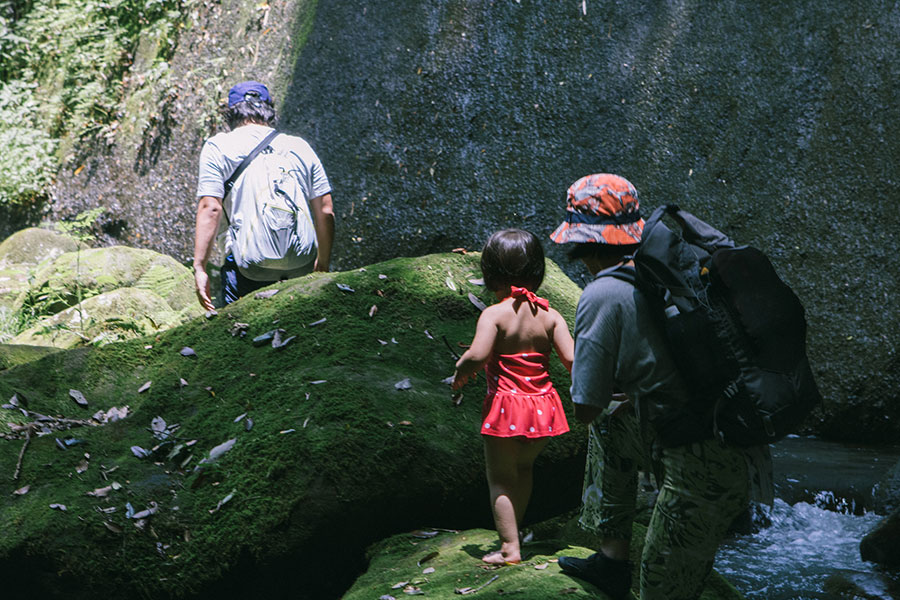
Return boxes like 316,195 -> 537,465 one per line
0,0 -> 191,206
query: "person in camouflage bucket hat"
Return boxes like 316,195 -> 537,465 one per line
549,173 -> 644,245
551,174 -> 770,600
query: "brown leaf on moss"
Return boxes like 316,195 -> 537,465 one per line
369,304 -> 378,318
417,551 -> 438,566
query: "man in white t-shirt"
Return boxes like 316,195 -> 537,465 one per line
192,80 -> 335,310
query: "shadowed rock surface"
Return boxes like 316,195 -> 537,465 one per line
0,252 -> 586,600
345,524 -> 744,600
33,0 -> 900,443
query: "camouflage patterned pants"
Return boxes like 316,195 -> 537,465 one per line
578,412 -> 749,600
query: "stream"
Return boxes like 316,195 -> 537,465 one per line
716,436 -> 900,600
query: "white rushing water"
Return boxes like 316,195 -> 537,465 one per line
716,498 -> 886,599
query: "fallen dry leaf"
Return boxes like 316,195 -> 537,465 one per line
103,521 -> 122,534
534,562 -> 549,570
179,378 -> 189,387
13,485 -> 30,496
336,283 -> 355,293
391,581 -> 409,589
49,503 -> 67,511
131,501 -> 159,520
398,420 -> 413,426
272,330 -> 296,349
468,278 -> 485,286
234,412 -> 247,423
402,586 -> 424,596
87,485 -> 113,498
180,347 -> 196,357
369,304 -> 378,317
309,318 -> 327,326
422,567 -> 435,574
417,551 -> 438,566
201,439 -> 236,464
452,247 -> 467,254
395,378 -> 412,391
468,293 -> 487,312
378,274 -> 388,280
131,446 -> 150,459
209,489 -> 235,514
137,381 -> 152,393
445,277 -> 457,291
76,459 -> 89,474
254,289 -> 279,299
410,530 -> 439,539
280,429 -> 296,434
69,389 -> 88,407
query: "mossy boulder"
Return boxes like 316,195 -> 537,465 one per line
10,287 -> 184,348
873,458 -> 900,515
0,344 -> 60,371
344,523 -> 744,600
0,227 -> 80,268
0,252 -> 587,600
860,507 -> 900,567
16,245 -> 200,320
0,265 -> 30,311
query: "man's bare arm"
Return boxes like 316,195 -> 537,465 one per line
310,192 -> 335,272
193,195 -> 223,310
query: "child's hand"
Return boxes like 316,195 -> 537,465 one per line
451,371 -> 471,390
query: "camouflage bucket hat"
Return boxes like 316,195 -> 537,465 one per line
549,173 -> 644,245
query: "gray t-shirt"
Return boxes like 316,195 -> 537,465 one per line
196,124 -> 331,280
571,272 -> 689,415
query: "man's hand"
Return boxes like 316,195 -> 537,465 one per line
194,266 -> 215,311
310,193 -> 334,272
193,195 -> 222,310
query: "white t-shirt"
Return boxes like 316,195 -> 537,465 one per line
196,124 -> 332,280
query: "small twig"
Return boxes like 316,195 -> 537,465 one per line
442,335 -> 461,360
13,427 -> 31,481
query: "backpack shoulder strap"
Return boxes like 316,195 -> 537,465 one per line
221,129 -> 280,224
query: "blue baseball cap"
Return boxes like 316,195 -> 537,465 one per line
228,81 -> 271,107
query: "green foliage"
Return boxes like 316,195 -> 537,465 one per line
55,206 -> 104,243
0,81 -> 58,206
0,0 -> 191,207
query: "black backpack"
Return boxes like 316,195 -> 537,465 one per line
609,205 -> 822,447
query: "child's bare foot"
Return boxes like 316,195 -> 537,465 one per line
482,550 -> 520,565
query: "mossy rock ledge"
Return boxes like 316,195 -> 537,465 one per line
345,521 -> 744,600
0,252 -> 589,600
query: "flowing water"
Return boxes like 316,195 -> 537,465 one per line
715,437 -> 900,600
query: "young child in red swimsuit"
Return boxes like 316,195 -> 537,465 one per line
453,228 -> 574,565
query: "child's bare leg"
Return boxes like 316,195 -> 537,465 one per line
510,437 -> 549,526
483,436 -> 549,564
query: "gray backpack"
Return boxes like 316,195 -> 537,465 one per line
222,131 -> 317,273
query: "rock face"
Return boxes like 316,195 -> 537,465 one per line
42,1 -> 900,442
860,508 -> 900,568
0,252 -> 588,600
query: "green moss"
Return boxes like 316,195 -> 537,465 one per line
345,524 -> 744,599
0,252 -> 588,598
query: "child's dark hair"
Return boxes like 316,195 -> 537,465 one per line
481,229 -> 545,293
